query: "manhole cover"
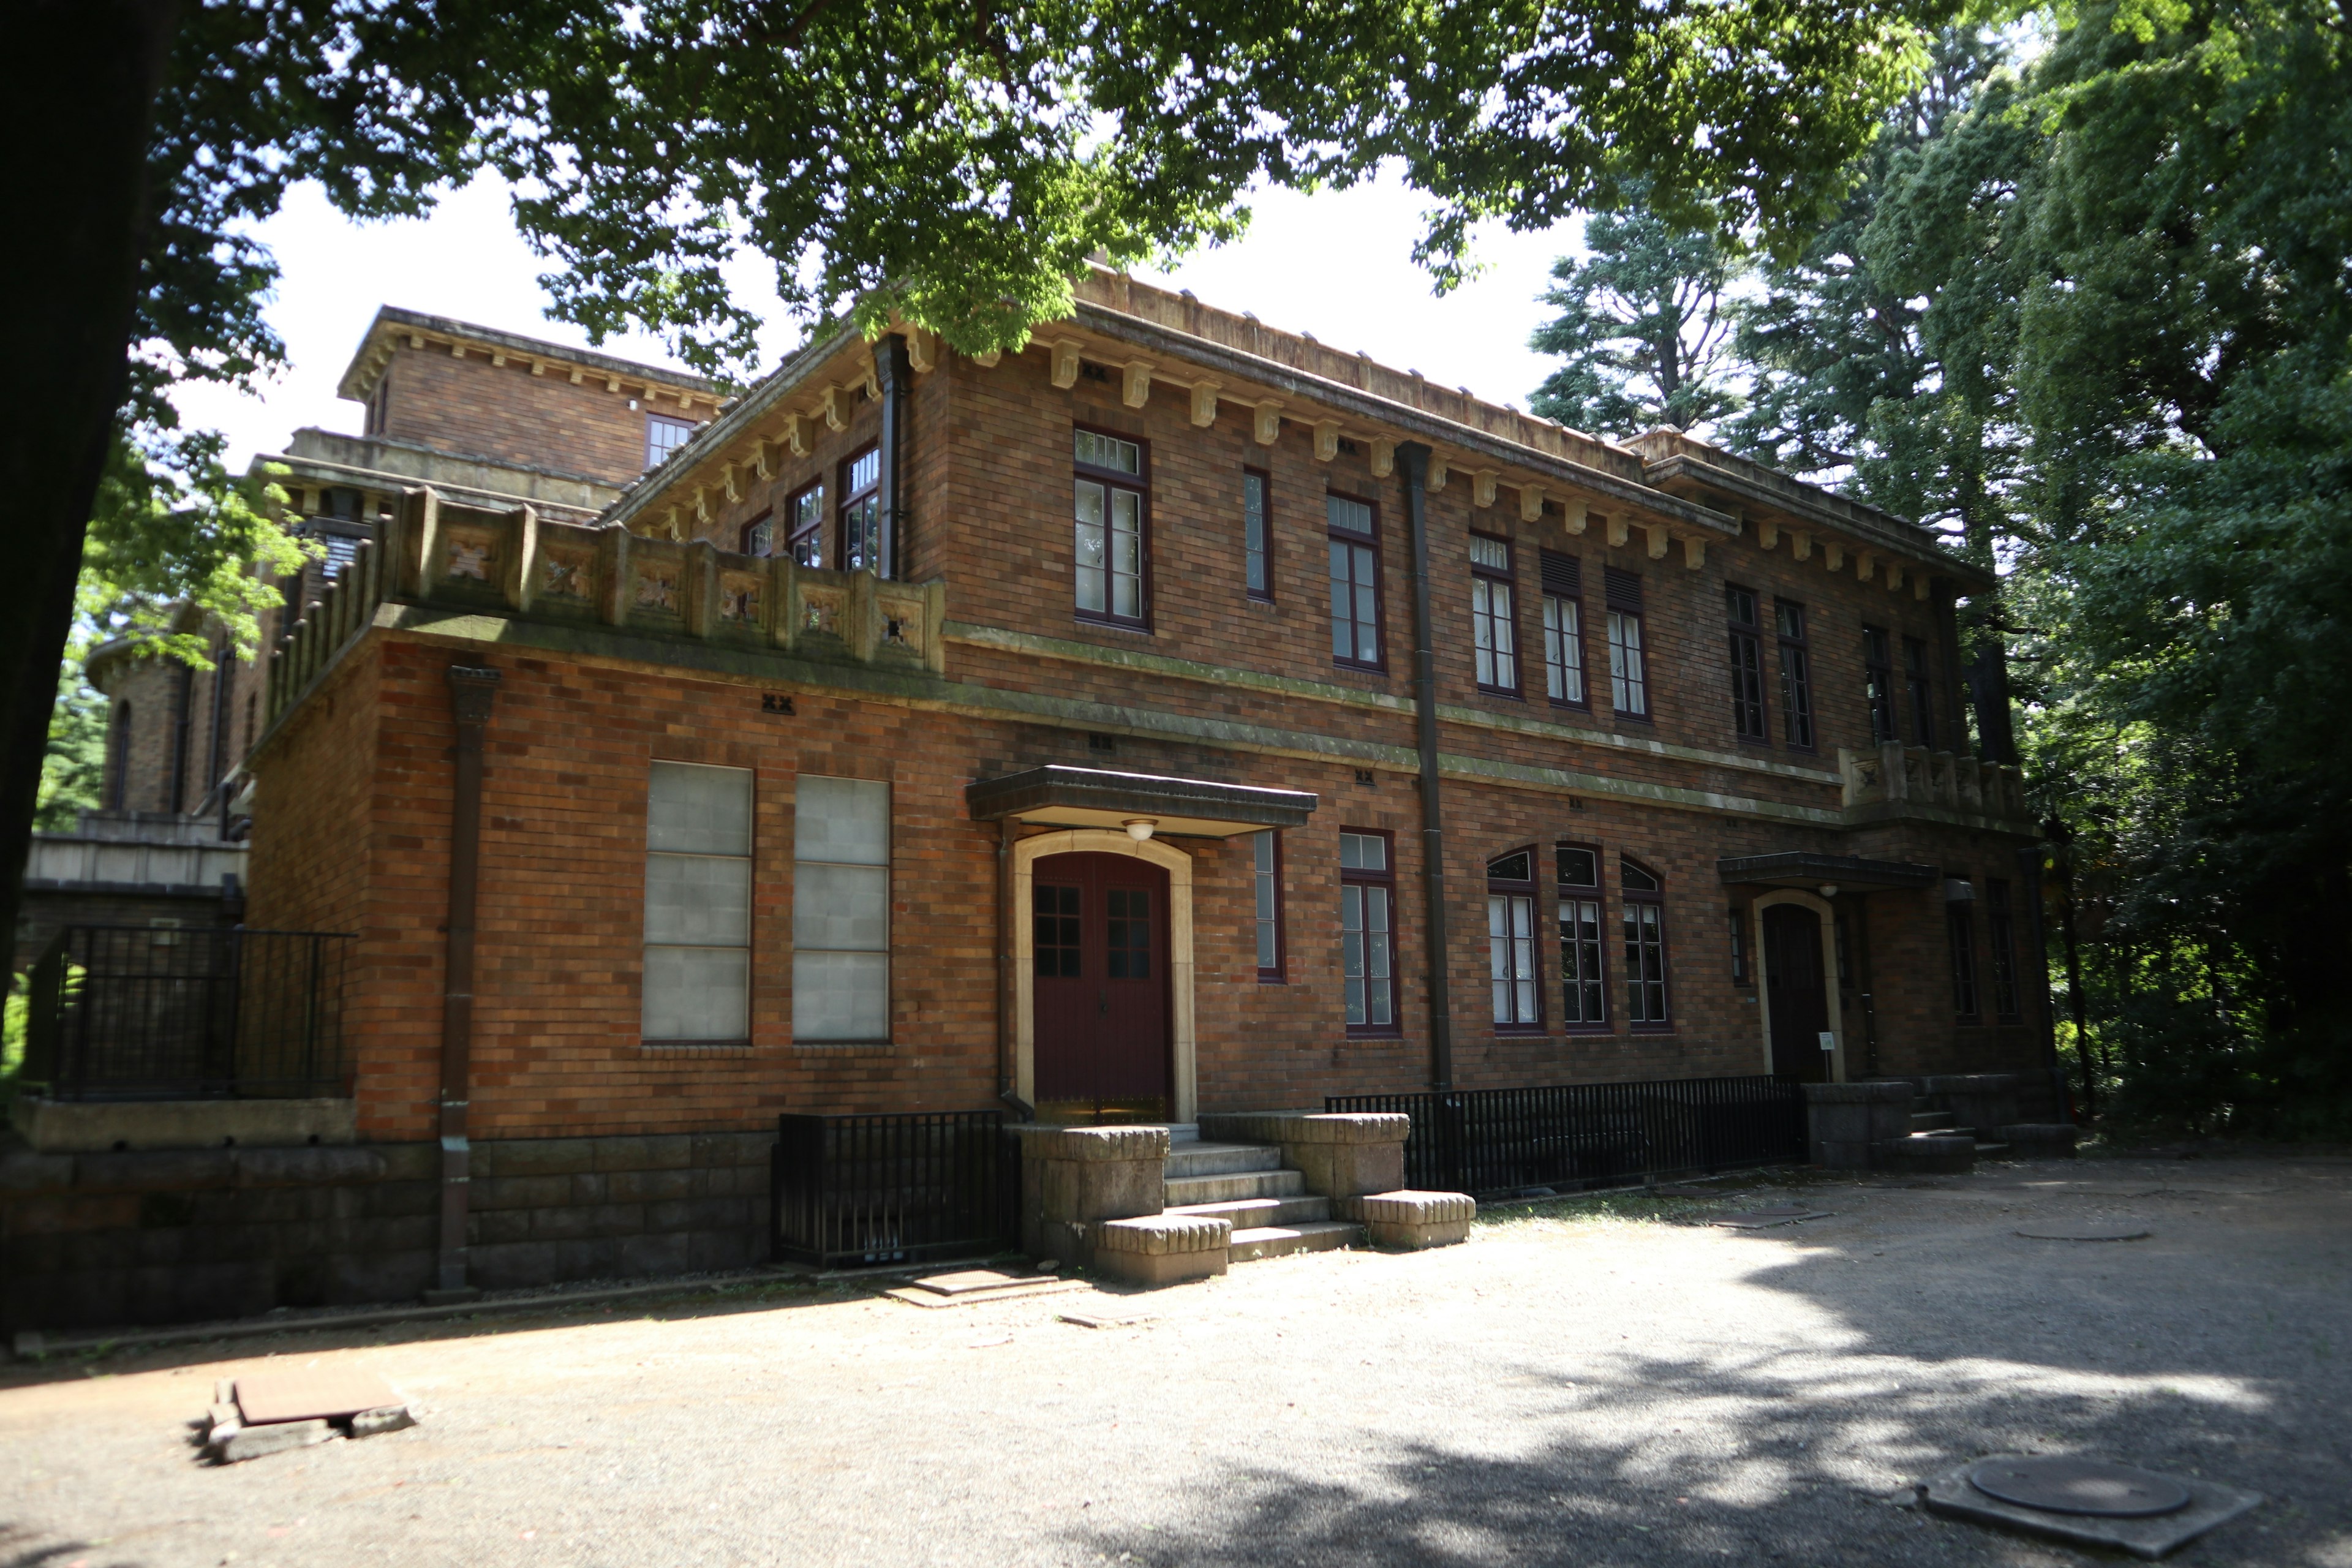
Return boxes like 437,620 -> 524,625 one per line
1966,1457 -> 2193,1518
2015,1225 -> 2152,1242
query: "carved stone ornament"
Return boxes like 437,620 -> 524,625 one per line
635,571 -> 677,611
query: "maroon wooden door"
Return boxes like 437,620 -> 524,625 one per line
1032,853 -> 1171,1121
1763,903 -> 1831,1083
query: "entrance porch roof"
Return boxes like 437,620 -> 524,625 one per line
1716,851 -> 1939,891
965,766 -> 1316,839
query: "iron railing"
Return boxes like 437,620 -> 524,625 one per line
20,925 -> 355,1101
1327,1074 -> 1807,1197
771,1110 -> 1016,1268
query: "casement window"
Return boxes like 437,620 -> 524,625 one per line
1470,534 -> 1521,695
643,761 -> 752,1043
1776,601 -> 1816,749
1252,829 -> 1285,982
786,481 -> 826,568
1556,842 -> 1607,1028
1620,856 -> 1670,1028
1947,882 -> 1981,1022
1487,848 -> 1541,1030
105,701 -> 133,810
1864,625 -> 1898,744
1986,878 -> 2021,1022
741,511 -> 774,557
1243,468 -> 1272,601
1904,636 -> 1936,746
840,447 -> 883,576
1728,905 -> 1750,985
1327,495 -> 1384,669
1340,829 -> 1398,1033
793,774 -> 891,1043
646,413 -> 694,470
1605,567 -> 1649,718
1539,549 -> 1587,707
1727,585 -> 1769,741
1073,428 -> 1147,626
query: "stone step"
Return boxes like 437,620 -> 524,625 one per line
1166,1194 -> 1333,1229
1228,1221 -> 1362,1263
1164,1168 -> 1306,1205
1164,1142 -> 1283,1180
1972,1142 -> 2011,1157
1911,1111 -> 1958,1131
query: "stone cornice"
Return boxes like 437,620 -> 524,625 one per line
336,305 -> 726,405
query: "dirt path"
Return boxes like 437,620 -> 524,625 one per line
3,1155 -> 2347,1567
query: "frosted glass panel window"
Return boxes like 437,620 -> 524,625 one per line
794,775 -> 891,1042
643,761 -> 752,1041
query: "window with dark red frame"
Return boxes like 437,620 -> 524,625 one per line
1605,567 -> 1649,718
1243,468 -> 1272,601
1727,584 -> 1768,741
1487,848 -> 1542,1030
1557,842 -> 1607,1028
1905,635 -> 1937,745
1252,830 -> 1285,982
1540,549 -> 1588,708
1864,625 -> 1898,744
840,448 -> 882,575
1471,534 -> 1521,695
1776,600 -> 1816,749
1621,856 -> 1670,1027
1340,829 -> 1398,1034
786,481 -> 826,567
1074,428 -> 1148,627
741,511 -> 774,557
1327,495 -> 1384,669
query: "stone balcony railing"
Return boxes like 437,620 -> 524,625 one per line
266,488 -> 947,726
1838,742 -> 2032,828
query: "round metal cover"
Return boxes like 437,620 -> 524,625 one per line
1966,1458 -> 2193,1518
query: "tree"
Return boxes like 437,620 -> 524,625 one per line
1526,196 -> 1746,437
2,0 -> 1958,960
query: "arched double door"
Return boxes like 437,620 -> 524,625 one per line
1031,852 -> 1172,1122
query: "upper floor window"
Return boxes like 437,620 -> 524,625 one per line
1243,468 -> 1272,601
646,413 -> 694,470
1776,601 -> 1815,749
1904,635 -> 1936,746
1727,585 -> 1768,741
1469,535 -> 1521,695
1253,830 -> 1285,981
1487,848 -> 1541,1030
1558,843 -> 1607,1027
1327,495 -> 1384,670
1864,625 -> 1898,744
1986,878 -> 2021,1022
741,511 -> 774,557
841,447 -> 883,576
643,761 -> 752,1044
1540,549 -> 1586,707
787,482 -> 826,567
1340,829 -> 1398,1034
1074,428 -> 1147,626
1604,567 -> 1648,718
1621,856 -> 1670,1028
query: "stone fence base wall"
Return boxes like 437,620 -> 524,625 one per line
0,1132 -> 772,1335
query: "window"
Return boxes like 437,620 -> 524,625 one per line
1905,636 -> 1936,746
1073,428 -> 1147,625
1540,550 -> 1586,707
1947,883 -> 1981,1022
786,483 -> 826,567
1728,905 -> 1750,985
1470,535 -> 1521,695
643,761 -> 752,1042
1252,830 -> 1284,982
1243,469 -> 1272,601
741,511 -> 774,557
1487,848 -> 1541,1029
1340,830 -> 1397,1033
794,775 -> 891,1042
1620,856 -> 1670,1027
1327,496 -> 1383,668
1035,885 -> 1080,977
841,447 -> 883,576
1605,568 -> 1648,718
1864,626 -> 1898,744
1776,601 -> 1815,749
105,700 -> 133,810
1557,843 -> 1607,1028
1986,879 -> 2021,1021
646,414 -> 694,470
1727,586 -> 1768,741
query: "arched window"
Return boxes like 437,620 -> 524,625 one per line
1487,848 -> 1540,1030
1621,856 -> 1670,1027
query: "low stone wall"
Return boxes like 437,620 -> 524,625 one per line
0,1131 -> 772,1335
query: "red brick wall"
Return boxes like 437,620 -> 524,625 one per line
377,343 -> 706,489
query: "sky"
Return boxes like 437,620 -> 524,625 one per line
172,172 -> 1586,471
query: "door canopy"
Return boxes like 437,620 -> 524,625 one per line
967,764 -> 1317,840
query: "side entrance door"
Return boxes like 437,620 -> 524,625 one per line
1763,903 -> 1831,1082
1032,853 -> 1172,1121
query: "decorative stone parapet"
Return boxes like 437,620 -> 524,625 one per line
1011,1124 -> 1169,1267
1343,1190 -> 1476,1250
1801,1081 -> 1915,1169
1922,1074 -> 2021,1140
1092,1213 -> 1232,1284
1996,1123 -> 2080,1159
1839,742 -> 2031,827
1199,1111 -> 1409,1197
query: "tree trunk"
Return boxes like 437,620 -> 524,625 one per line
0,0 -> 179,973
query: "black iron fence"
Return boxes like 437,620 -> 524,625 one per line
20,925 -> 355,1101
771,1110 -> 1016,1268
1327,1074 -> 1807,1197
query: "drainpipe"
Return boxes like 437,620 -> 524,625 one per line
995,818 -> 1031,1118
168,658 -> 194,816
873,333 -> 912,581
203,629 -> 231,813
431,664 -> 500,1303
1395,442 -> 1453,1091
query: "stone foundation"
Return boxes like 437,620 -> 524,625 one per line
1801,1082 -> 1915,1169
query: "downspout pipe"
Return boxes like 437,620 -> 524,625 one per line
874,333 -> 912,581
431,663 -> 500,1302
168,658 -> 194,816
996,817 -> 1032,1120
1396,442 -> 1453,1091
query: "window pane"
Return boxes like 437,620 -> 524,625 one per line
793,951 -> 889,1041
1557,846 -> 1597,887
793,862 -> 889,952
796,775 -> 889,865
1327,495 -> 1373,535
1469,535 -> 1509,571
1111,488 -> 1143,618
1341,832 -> 1385,872
649,761 -> 752,854
1487,850 -> 1531,883
1074,429 -> 1141,474
848,449 -> 880,494
644,946 -> 749,1040
1244,472 -> 1268,595
1074,480 -> 1107,613
645,853 -> 752,946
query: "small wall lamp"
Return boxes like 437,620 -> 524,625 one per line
1123,818 -> 1158,843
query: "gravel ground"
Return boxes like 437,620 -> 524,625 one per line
2,1153 -> 2348,1568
